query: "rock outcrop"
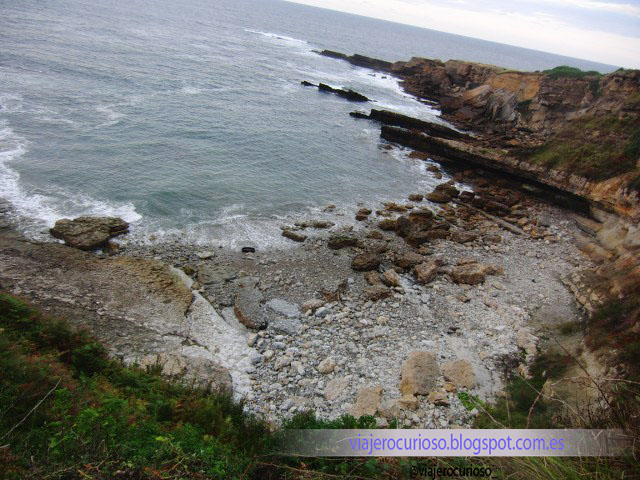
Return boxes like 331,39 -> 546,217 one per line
50,216 -> 129,250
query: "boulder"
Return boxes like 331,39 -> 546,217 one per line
364,285 -> 392,301
282,229 -> 307,242
427,391 -> 449,406
325,376 -> 351,401
399,351 -> 440,396
408,194 -> 424,202
414,262 -> 438,284
394,252 -> 427,269
394,216 -> 414,237
426,191 -> 452,204
451,262 -> 503,285
351,253 -> 380,271
378,218 -> 397,231
50,216 -> 129,250
355,208 -> 373,221
328,234 -> 359,249
348,386 -> 383,418
317,356 -> 337,374
382,269 -> 401,287
301,298 -> 325,312
408,208 -> 434,225
364,271 -> 384,286
450,230 -> 477,244
234,287 -> 268,329
441,359 -> 475,389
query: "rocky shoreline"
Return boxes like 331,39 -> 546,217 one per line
1,50 -> 637,429
0,162 -> 596,427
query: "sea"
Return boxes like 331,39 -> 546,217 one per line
0,0 -> 618,248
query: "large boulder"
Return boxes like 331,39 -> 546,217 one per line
234,286 -> 268,329
50,216 -> 129,250
399,351 -> 440,396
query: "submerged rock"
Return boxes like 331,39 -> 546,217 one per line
50,216 -> 129,250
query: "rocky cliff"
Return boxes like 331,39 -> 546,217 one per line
323,49 -> 640,380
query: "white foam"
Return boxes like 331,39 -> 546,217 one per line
244,28 -> 309,45
180,85 -> 202,95
0,120 -> 141,238
96,104 -> 125,127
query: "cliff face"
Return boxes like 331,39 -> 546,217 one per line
395,57 -> 640,139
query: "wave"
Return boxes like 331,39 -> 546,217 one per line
244,28 -> 310,47
0,120 -> 141,239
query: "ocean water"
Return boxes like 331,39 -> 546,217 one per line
0,0 -> 617,248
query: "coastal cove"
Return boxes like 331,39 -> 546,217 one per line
1,1 -> 639,477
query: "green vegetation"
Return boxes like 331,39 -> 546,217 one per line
1,292 -> 638,479
543,66 -> 603,79
524,114 -> 640,183
457,392 -> 483,412
0,293 -> 273,479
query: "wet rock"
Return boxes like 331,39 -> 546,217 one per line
50,216 -> 129,250
378,219 -> 397,231
399,351 -> 440,396
408,208 -> 434,225
351,253 -> 380,271
317,83 -> 370,102
364,285 -> 392,301
426,191 -> 453,204
328,234 -> 359,249
366,230 -> 384,239
408,194 -> 424,202
282,229 -> 307,242
394,216 -> 413,237
414,262 -> 438,284
355,208 -> 372,221
349,386 -> 383,418
441,359 -> 475,389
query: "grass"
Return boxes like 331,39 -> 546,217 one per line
522,114 -> 640,183
1,292 -> 639,479
543,66 -> 603,79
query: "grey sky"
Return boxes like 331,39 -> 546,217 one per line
286,0 -> 640,67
